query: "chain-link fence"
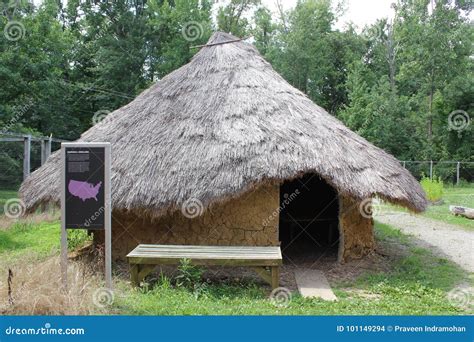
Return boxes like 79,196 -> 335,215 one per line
0,133 -> 64,190
402,161 -> 474,184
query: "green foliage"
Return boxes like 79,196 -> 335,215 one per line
216,0 -> 260,37
174,258 -> 207,298
67,229 -> 92,251
422,185 -> 474,229
175,258 -> 203,288
0,189 -> 18,213
420,175 -> 444,202
0,219 -> 60,263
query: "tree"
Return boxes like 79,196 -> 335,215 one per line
252,6 -> 274,55
216,0 -> 260,37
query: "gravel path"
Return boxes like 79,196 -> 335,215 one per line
376,212 -> 474,272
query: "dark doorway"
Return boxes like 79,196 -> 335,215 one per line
279,174 -> 339,262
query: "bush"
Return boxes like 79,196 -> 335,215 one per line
175,258 -> 203,289
67,230 -> 92,251
420,176 -> 444,202
175,258 -> 207,298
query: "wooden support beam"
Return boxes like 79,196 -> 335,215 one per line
271,266 -> 280,290
130,264 -> 139,286
130,264 -> 156,287
251,266 -> 280,289
190,37 -> 249,49
0,138 -> 23,142
40,137 -> 52,165
456,162 -> 460,185
40,140 -> 46,165
252,266 -> 272,285
23,135 -> 31,180
46,136 -> 52,160
138,265 -> 156,283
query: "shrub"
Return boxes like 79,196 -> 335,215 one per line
175,258 -> 203,289
175,258 -> 207,298
420,176 -> 444,202
67,230 -> 92,251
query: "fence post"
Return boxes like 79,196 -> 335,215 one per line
40,139 -> 46,165
402,161 -> 406,168
41,136 -> 52,164
23,135 -> 31,180
456,162 -> 460,186
46,135 -> 52,159
429,160 -> 433,180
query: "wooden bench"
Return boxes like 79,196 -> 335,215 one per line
127,244 -> 282,289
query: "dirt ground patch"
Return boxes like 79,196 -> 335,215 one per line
377,212 -> 474,272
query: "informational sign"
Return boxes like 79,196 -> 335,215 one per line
61,142 -> 112,290
65,146 -> 105,229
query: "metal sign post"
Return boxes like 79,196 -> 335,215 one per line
61,142 -> 112,290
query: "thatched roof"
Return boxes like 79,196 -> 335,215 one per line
20,32 -> 427,216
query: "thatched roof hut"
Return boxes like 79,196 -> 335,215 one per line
20,32 -> 426,261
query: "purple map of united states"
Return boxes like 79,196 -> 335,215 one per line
68,180 -> 102,201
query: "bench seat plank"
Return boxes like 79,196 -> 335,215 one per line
126,244 -> 282,288
127,244 -> 282,265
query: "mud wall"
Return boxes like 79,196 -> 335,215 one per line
95,184 -> 280,259
338,196 -> 375,261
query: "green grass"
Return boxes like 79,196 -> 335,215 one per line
112,222 -> 471,315
422,185 -> 474,229
381,184 -> 474,230
0,220 -> 60,264
0,189 -> 19,215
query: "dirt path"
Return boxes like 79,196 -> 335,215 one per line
376,212 -> 474,272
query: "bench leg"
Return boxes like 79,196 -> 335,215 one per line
130,264 -> 156,287
252,266 -> 280,289
271,266 -> 280,290
252,266 -> 272,286
130,264 -> 140,287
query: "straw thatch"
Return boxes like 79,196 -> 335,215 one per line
19,32 -> 427,216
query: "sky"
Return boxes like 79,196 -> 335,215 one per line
261,0 -> 398,30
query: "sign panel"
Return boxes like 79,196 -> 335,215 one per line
64,146 -> 105,229
61,142 -> 112,290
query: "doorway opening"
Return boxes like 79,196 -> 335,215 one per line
279,174 -> 340,262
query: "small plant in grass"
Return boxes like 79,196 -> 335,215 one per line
175,258 -> 207,298
67,230 -> 92,251
420,175 -> 444,203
